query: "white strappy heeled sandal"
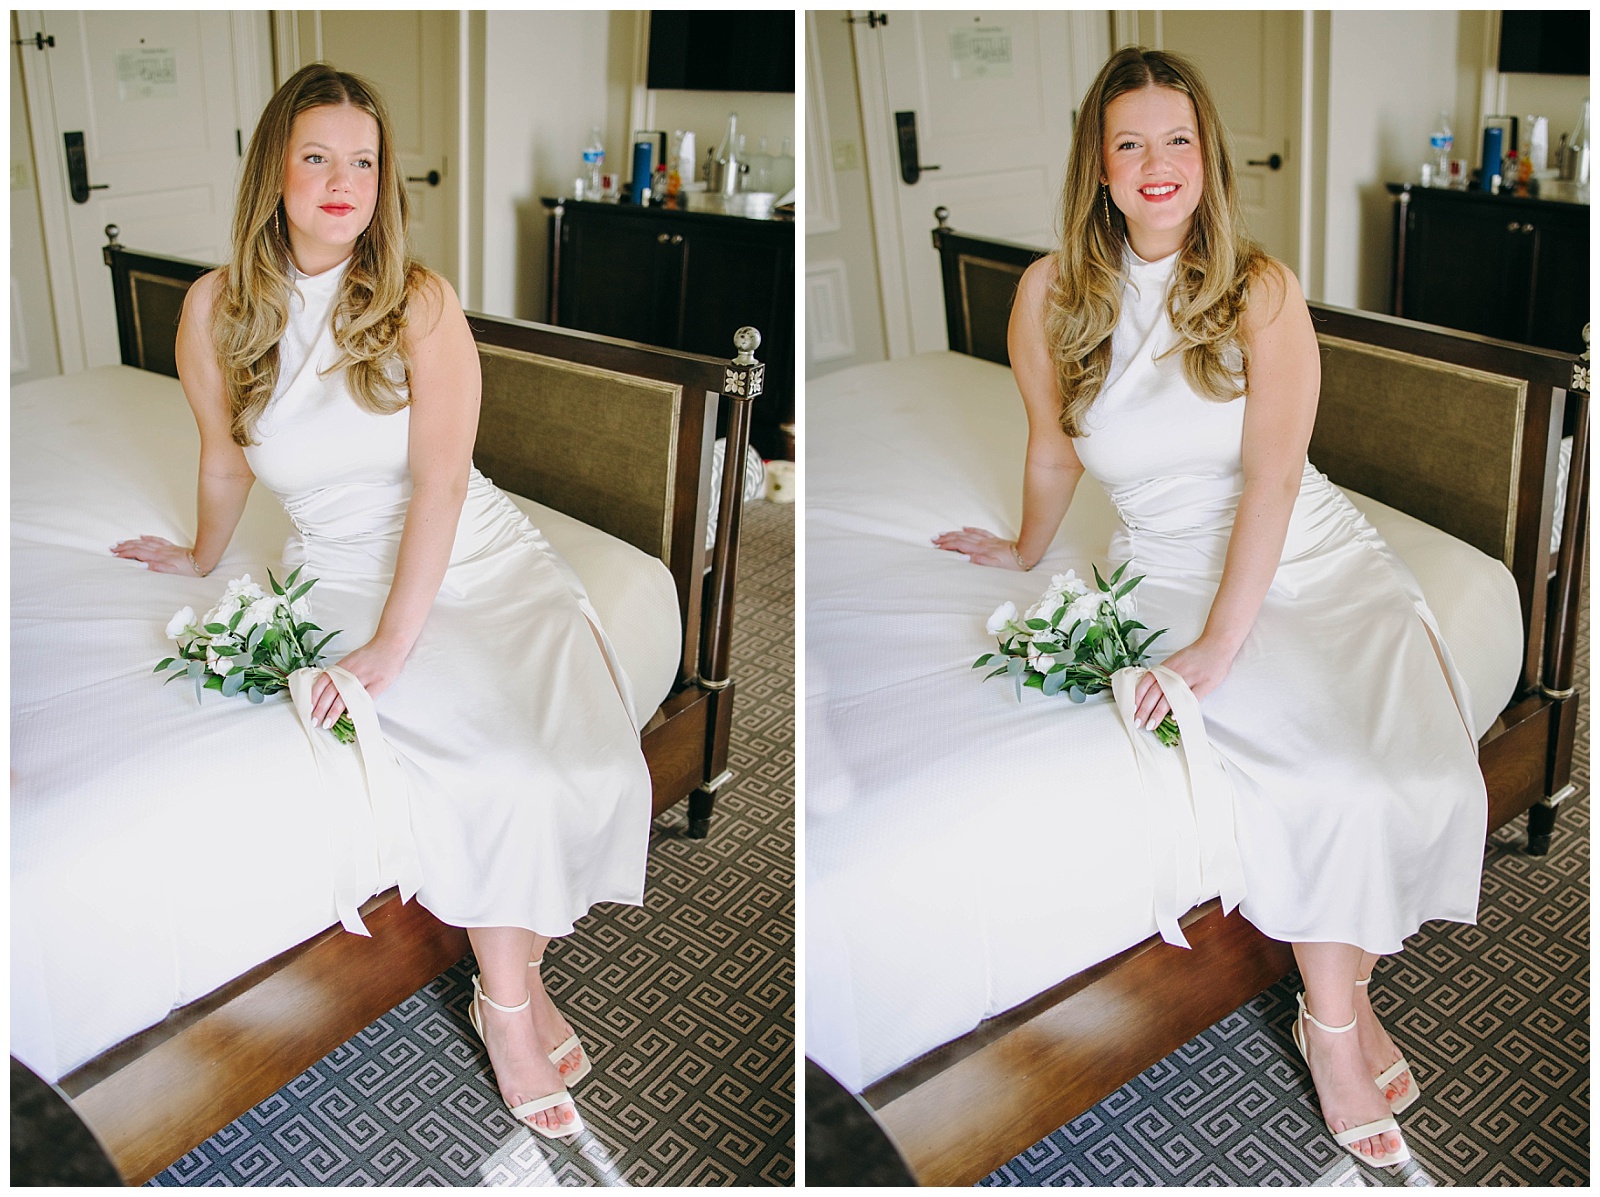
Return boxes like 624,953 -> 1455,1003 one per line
469,974 -> 584,1140
530,956 -> 593,1086
1358,974 -> 1420,1114
1291,992 -> 1412,1170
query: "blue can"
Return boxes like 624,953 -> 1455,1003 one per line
1480,126 -> 1503,191
632,140 -> 655,203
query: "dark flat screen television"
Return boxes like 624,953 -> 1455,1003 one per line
1498,10 -> 1589,76
647,11 -> 794,93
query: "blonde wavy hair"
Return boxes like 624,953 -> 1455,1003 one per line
214,63 -> 424,445
1044,47 -> 1270,437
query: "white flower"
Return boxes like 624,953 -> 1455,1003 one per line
1036,653 -> 1056,672
166,606 -> 197,640
222,574 -> 264,602
238,595 -> 284,632
205,644 -> 236,676
1066,593 -> 1106,626
289,595 -> 311,621
986,601 -> 1018,635
1115,593 -> 1138,619
1051,570 -> 1090,598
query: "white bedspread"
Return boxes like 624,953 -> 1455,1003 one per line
11,365 -> 681,1083
805,352 -> 1523,1093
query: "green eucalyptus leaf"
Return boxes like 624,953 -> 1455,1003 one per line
1067,685 -> 1086,703
220,670 -> 246,697
154,657 -> 175,673
1043,670 -> 1068,696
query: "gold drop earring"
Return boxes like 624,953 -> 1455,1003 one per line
1102,185 -> 1112,232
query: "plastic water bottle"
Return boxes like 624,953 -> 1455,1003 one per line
582,127 -> 605,199
1429,112 -> 1453,185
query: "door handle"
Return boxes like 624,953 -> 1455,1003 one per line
1246,153 -> 1283,171
64,131 -> 109,204
406,170 -> 442,187
894,111 -> 941,186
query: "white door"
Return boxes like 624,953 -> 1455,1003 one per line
286,10 -> 459,288
18,10 -> 262,371
1130,11 -> 1302,273
855,11 -> 1110,357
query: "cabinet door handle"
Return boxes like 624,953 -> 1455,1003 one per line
671,234 -> 683,244
1507,221 -> 1522,232
657,232 -> 670,244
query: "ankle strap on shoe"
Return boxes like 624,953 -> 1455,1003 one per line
473,974 -> 532,1014
1297,991 -> 1357,1035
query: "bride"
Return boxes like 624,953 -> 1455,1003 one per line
935,46 -> 1487,1170
112,63 -> 650,1141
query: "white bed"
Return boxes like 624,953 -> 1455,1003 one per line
11,364 -> 681,1084
804,351 -> 1524,1094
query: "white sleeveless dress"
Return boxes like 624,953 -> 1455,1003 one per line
241,258 -> 651,937
1071,249 -> 1487,955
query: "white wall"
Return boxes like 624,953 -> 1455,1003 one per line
647,89 -> 794,190
1318,11 -> 1462,311
475,10 -> 637,323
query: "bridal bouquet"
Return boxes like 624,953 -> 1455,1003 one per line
156,566 -> 355,743
974,561 -> 1181,746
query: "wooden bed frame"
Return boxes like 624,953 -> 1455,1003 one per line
56,231 -> 766,1183
857,216 -> 1590,1186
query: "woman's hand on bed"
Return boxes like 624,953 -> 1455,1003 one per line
930,527 -> 1026,569
310,639 -> 408,728
1131,636 -> 1238,729
110,535 -> 198,575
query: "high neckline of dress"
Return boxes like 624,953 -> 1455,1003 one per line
1126,245 -> 1179,275
291,255 -> 352,286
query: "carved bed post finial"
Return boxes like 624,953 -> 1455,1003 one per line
932,205 -> 951,250
102,224 -> 122,268
690,325 -> 766,838
104,224 -> 121,247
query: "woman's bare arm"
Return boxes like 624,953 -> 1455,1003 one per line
931,256 -> 1085,569
111,269 -> 256,575
308,272 -> 480,728
1131,260 -> 1320,729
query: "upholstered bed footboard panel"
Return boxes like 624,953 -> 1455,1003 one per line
1312,336 -> 1525,568
475,345 -> 684,567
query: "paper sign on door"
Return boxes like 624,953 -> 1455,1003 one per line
115,49 -> 179,101
950,27 -> 1012,81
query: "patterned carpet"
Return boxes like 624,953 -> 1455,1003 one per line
149,498 -> 795,1187
982,567 -> 1589,1187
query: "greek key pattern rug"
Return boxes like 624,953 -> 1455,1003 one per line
150,499 -> 795,1187
983,573 -> 1589,1188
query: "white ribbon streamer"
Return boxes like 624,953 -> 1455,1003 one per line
1111,665 -> 1247,949
288,665 -> 422,936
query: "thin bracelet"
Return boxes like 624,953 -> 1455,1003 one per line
1010,541 -> 1033,572
187,550 -> 209,577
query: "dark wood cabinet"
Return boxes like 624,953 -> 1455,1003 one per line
1389,184 -> 1589,355
544,199 -> 795,460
